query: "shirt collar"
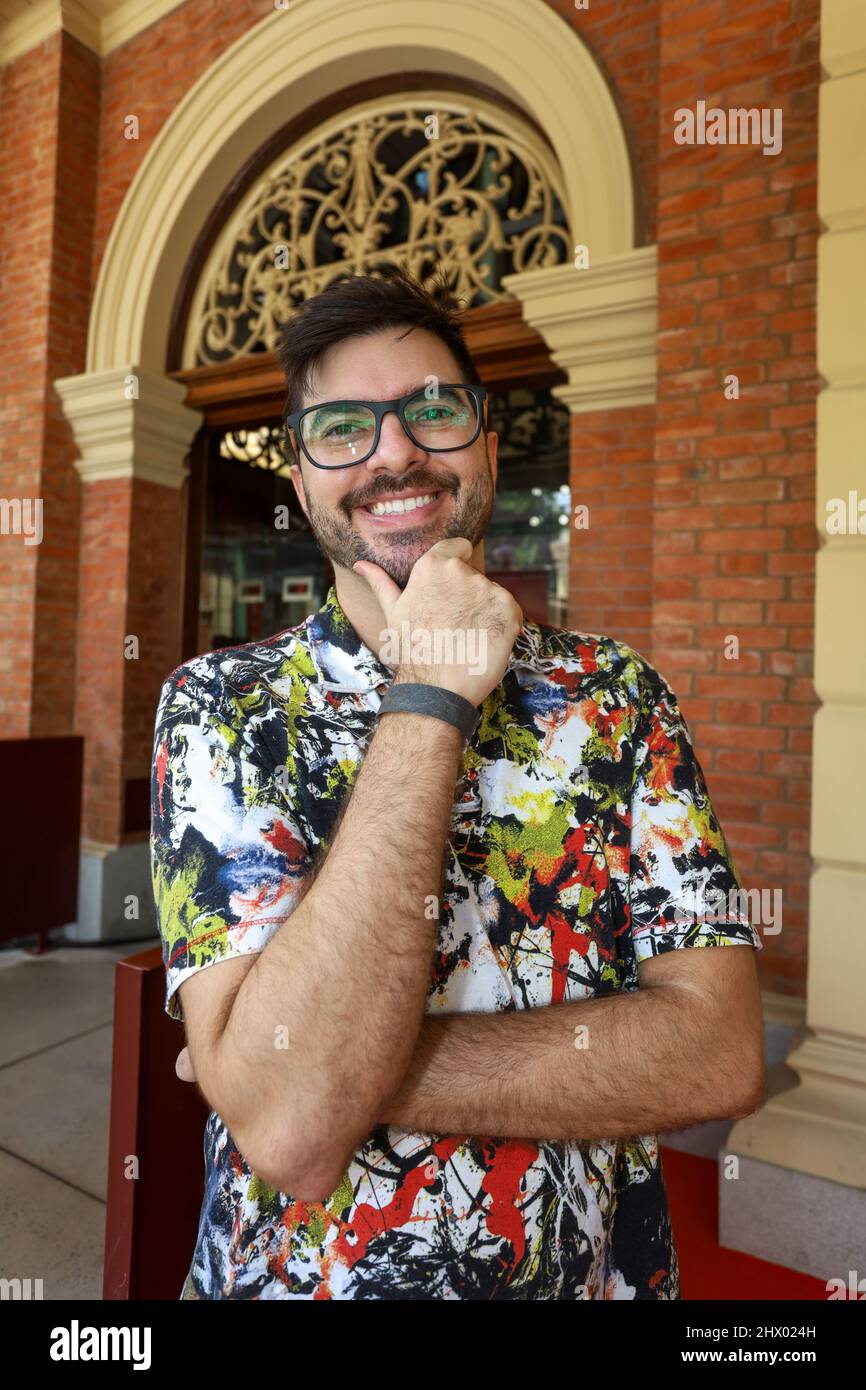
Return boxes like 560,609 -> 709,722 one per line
305,584 -> 545,694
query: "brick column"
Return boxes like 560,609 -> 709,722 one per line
54,368 -> 203,941
0,32 -> 99,735
654,0 -> 820,997
565,405 -> 655,655
504,250 -> 658,652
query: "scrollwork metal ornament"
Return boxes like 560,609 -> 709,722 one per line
184,93 -> 570,367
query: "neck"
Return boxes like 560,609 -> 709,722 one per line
332,539 -> 487,665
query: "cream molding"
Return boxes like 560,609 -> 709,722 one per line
728,1033 -> 866,1189
820,0 -> 866,80
503,247 -> 659,414
0,0 -> 186,64
54,367 -> 203,487
86,0 -> 635,374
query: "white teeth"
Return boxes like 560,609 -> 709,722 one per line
368,492 -> 438,516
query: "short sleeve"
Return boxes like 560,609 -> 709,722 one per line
627,663 -> 763,961
150,673 -> 313,1023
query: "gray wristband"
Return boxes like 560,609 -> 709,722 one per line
378,681 -> 481,741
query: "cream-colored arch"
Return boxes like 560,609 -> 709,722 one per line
87,0 -> 635,373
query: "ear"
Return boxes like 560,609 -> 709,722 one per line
288,446 -> 310,520
486,427 -> 499,490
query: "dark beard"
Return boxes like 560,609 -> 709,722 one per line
302,462 -> 496,589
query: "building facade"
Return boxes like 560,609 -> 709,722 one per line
1,0 -> 864,1281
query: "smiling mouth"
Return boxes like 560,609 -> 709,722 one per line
357,489 -> 445,519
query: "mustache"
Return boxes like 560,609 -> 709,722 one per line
346,476 -> 459,510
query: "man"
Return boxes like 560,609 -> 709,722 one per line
150,266 -> 765,1300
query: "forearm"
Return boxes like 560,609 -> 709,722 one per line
221,706 -> 464,1187
380,988 -> 754,1141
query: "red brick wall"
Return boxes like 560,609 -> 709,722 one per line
123,480 -> 187,799
0,43 -> 51,734
0,33 -> 98,736
75,478 -> 185,845
548,0 -> 661,244
75,481 -> 131,844
93,0 -> 273,288
0,46 -> 44,732
37,35 -> 101,734
653,0 -> 820,995
567,406 -> 655,657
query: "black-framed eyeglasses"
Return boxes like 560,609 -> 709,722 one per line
286,383 -> 488,470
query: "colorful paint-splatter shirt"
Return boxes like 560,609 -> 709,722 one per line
150,584 -> 762,1300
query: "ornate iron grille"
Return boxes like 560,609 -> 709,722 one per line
185,94 -> 571,367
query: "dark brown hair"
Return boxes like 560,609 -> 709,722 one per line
275,265 -> 483,457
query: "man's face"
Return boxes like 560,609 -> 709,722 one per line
288,327 -> 498,589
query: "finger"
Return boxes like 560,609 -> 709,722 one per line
425,537 -> 474,562
352,560 -> 403,615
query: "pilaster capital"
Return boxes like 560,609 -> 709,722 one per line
502,246 -> 658,414
54,367 -> 203,489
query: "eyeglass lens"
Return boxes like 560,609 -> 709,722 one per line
300,386 -> 479,466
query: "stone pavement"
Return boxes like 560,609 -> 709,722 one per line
0,938 -> 156,1301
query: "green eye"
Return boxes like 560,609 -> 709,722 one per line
306,409 -> 373,444
324,419 -> 367,438
411,404 -> 456,422
405,391 -> 468,428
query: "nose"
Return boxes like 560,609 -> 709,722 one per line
364,407 -> 426,474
